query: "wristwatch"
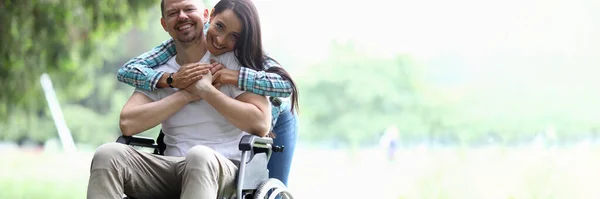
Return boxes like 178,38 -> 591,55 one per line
166,73 -> 174,88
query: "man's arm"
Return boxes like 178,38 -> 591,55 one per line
190,71 -> 271,136
237,56 -> 293,97
119,90 -> 200,136
117,39 -> 177,91
203,88 -> 271,136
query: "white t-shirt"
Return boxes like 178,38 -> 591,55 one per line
135,51 -> 248,161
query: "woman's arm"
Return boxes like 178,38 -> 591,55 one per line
238,56 -> 293,97
212,55 -> 293,97
117,39 -> 177,91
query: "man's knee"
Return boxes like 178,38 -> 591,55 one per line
91,142 -> 129,170
185,145 -> 218,169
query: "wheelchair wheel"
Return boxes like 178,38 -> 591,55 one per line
253,178 -> 293,199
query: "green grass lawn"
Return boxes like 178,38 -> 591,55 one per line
0,150 -> 92,199
1,145 -> 599,199
387,146 -> 600,199
397,148 -> 598,199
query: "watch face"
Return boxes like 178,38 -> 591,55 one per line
167,74 -> 173,84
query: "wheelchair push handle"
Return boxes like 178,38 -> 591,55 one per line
272,145 -> 284,153
239,135 -> 272,151
238,135 -> 284,153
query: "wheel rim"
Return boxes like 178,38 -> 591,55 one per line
253,178 -> 292,199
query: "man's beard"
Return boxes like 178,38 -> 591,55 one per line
177,30 -> 202,43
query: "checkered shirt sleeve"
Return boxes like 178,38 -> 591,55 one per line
237,55 -> 293,98
117,39 -> 177,91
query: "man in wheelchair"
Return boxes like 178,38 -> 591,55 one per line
86,0 -> 278,198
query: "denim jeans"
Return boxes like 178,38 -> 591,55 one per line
268,110 -> 298,186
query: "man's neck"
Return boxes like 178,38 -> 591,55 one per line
174,38 -> 208,65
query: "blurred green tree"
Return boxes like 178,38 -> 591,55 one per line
297,41 -> 441,148
0,0 -> 156,121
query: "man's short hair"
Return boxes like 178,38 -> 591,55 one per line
160,0 -> 165,17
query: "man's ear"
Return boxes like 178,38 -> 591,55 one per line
203,8 -> 210,23
161,17 -> 167,32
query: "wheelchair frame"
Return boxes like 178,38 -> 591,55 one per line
116,132 -> 293,199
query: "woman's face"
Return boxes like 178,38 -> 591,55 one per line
206,9 -> 242,56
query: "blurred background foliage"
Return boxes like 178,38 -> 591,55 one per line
1,0 -> 156,143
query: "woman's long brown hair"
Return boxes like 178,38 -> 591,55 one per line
212,0 -> 299,113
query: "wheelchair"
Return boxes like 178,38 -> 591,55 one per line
116,131 -> 294,199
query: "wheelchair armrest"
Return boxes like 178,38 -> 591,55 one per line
238,135 -> 273,151
116,135 -> 157,149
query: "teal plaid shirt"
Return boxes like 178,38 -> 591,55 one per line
116,39 -> 292,123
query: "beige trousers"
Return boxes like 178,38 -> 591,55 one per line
86,143 -> 238,199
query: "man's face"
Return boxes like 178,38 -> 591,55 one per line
161,0 -> 208,44
206,9 -> 242,56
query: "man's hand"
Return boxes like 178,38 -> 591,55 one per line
171,63 -> 211,89
210,60 -> 239,85
209,59 -> 223,74
185,70 -> 214,96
